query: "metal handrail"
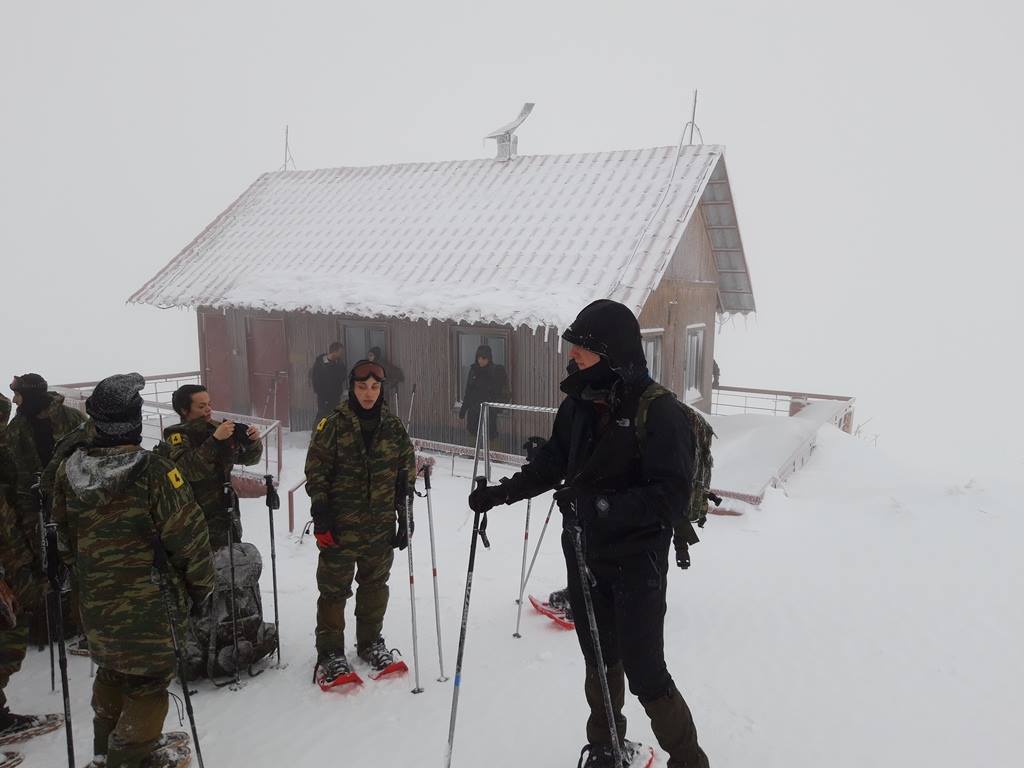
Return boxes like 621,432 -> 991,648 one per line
287,478 -> 307,533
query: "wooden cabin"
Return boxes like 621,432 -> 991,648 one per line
130,139 -> 755,451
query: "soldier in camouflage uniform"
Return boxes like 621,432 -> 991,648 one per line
156,385 -> 262,549
305,360 -> 416,684
0,375 -> 85,740
52,373 -> 214,768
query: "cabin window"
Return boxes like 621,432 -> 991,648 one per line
453,329 -> 509,403
344,324 -> 389,365
684,325 -> 705,403
641,332 -> 663,383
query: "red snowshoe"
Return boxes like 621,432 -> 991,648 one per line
358,637 -> 408,681
529,595 -> 575,630
314,652 -> 363,691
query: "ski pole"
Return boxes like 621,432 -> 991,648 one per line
570,517 -> 623,768
419,463 -> 447,681
264,474 -> 282,665
223,483 -> 242,689
405,383 -> 417,432
445,476 -> 490,768
44,523 -> 74,768
152,538 -> 206,768
512,498 -> 532,638
35,479 -> 56,693
398,469 -> 423,694
519,497 -> 556,614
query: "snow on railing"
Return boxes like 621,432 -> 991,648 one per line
711,385 -> 855,433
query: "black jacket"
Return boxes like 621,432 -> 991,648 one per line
459,363 -> 509,432
310,354 -> 347,405
503,389 -> 694,557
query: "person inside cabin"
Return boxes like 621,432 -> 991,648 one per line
311,342 -> 347,422
458,345 -> 509,444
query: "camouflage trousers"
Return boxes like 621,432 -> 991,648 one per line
92,666 -> 172,768
315,544 -> 394,656
0,570 -> 45,712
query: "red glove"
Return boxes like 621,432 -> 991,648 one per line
314,530 -> 337,548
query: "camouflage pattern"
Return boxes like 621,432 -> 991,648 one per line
154,418 -> 262,549
39,419 -> 96,502
304,401 -> 415,553
51,445 -> 215,678
0,447 -> 36,713
315,546 -> 394,655
91,666 -> 170,767
0,395 -> 10,439
4,392 -> 86,564
305,401 -> 414,655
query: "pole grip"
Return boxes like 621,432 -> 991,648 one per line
421,462 -> 432,491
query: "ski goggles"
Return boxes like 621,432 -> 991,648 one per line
350,360 -> 387,382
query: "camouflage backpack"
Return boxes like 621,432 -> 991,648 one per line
635,382 -> 717,528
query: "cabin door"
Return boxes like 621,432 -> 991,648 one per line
199,311 -> 235,412
246,316 -> 291,426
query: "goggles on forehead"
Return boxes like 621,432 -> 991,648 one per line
351,361 -> 387,382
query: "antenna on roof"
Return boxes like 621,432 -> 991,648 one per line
485,103 -> 534,161
682,90 -> 704,145
280,125 -> 297,171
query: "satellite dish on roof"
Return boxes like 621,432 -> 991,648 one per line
485,102 -> 534,161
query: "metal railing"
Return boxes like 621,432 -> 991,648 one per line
711,385 -> 855,433
57,371 -> 202,408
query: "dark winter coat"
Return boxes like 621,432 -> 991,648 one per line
459,363 -> 509,435
310,354 -> 347,410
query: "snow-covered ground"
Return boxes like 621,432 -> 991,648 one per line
9,427 -> 1021,767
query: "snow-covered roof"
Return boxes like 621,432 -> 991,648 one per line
129,144 -> 755,329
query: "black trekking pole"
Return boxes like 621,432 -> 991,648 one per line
223,482 -> 242,690
570,512 -> 623,768
43,523 -> 74,768
445,476 -> 491,768
419,462 -> 447,681
151,539 -> 206,768
33,477 -> 56,692
263,474 -> 282,666
398,469 -> 423,694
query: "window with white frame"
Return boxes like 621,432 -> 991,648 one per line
684,325 -> 705,403
641,331 -> 663,383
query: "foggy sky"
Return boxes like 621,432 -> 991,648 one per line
2,0 -> 1021,479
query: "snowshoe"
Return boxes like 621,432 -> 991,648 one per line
314,652 -> 362,691
81,732 -> 191,767
357,637 -> 408,680
143,742 -> 191,768
576,740 -> 653,768
529,594 -> 575,630
0,713 -> 63,746
0,752 -> 23,768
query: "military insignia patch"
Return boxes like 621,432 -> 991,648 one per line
169,433 -> 183,446
316,418 -> 328,432
167,468 -> 185,489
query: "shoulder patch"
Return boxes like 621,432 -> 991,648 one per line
169,432 -> 183,446
167,468 -> 185,489
316,418 -> 328,432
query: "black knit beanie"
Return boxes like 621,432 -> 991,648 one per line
86,373 -> 146,444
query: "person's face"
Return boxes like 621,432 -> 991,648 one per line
328,349 -> 342,362
185,391 -> 213,422
476,355 -> 490,367
367,351 -> 377,362
354,378 -> 382,410
569,345 -> 601,370
12,392 -> 22,406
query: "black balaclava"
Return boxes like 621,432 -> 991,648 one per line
11,373 -> 50,418
559,299 -> 650,403
347,360 -> 386,421
86,373 -> 146,447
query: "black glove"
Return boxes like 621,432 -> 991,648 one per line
674,538 -> 691,570
553,486 -> 609,528
311,500 -> 337,548
468,483 -> 508,514
392,516 -> 409,550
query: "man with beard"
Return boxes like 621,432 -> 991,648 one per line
468,300 -> 710,768
304,360 -> 415,687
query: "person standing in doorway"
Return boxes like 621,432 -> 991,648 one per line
311,342 -> 347,422
458,345 -> 509,443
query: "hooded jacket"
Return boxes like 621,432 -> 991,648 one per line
501,300 -> 695,557
52,446 -> 215,676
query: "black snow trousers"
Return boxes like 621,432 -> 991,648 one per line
562,530 -> 708,767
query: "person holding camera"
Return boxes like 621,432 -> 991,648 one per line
158,385 -> 262,549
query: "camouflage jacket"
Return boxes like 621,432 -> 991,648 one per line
5,393 -> 87,561
154,418 -> 262,525
304,402 -> 415,552
0,394 -> 10,439
52,446 -> 215,677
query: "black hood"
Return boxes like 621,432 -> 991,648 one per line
560,300 -> 649,396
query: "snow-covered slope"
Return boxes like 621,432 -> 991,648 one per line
10,427 -> 1020,767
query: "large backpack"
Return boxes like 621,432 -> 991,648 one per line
635,383 -> 717,529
